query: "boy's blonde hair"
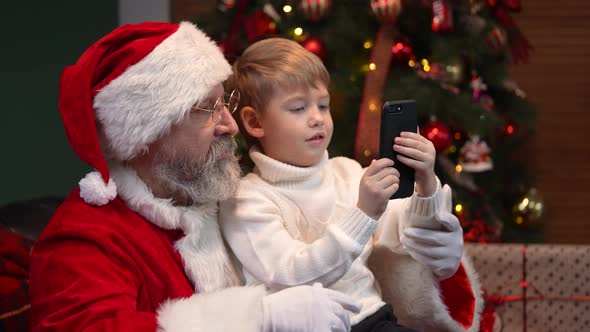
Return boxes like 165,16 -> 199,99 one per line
227,38 -> 330,147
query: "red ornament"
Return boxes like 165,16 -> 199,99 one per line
370,0 -> 402,23
463,218 -> 497,243
420,120 -> 452,153
300,36 -> 327,61
299,0 -> 332,21
244,11 -> 276,42
431,0 -> 454,33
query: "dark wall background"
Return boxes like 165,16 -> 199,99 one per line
1,1 -> 118,205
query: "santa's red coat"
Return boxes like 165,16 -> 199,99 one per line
30,168 -> 483,332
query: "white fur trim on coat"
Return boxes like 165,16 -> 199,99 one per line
369,249 -> 483,332
157,285 -> 267,332
94,22 -> 232,161
109,164 -> 242,292
78,171 -> 117,206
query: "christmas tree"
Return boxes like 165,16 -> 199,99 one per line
194,0 -> 542,242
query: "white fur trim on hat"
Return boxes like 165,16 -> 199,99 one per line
94,22 -> 232,161
79,171 -> 117,206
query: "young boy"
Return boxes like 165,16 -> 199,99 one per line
219,38 -> 447,332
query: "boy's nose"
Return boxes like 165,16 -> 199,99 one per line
308,107 -> 324,126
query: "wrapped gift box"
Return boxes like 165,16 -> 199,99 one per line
465,243 -> 590,332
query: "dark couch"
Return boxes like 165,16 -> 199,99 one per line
0,197 -> 62,331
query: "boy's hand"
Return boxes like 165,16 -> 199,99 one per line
393,131 -> 437,197
357,158 -> 400,220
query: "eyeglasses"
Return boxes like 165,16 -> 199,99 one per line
191,89 -> 240,122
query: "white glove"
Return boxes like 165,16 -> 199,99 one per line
400,184 -> 463,280
261,283 -> 361,332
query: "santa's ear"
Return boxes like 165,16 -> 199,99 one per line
240,106 -> 265,138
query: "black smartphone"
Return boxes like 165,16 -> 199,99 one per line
379,100 -> 418,199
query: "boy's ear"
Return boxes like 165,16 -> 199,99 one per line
240,106 -> 265,138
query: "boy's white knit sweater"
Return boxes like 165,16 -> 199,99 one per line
219,146 -> 443,324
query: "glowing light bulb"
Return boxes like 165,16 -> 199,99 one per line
506,125 -> 515,135
283,5 -> 292,13
455,164 -> 463,173
455,204 -> 463,213
369,63 -> 377,70
518,198 -> 529,211
363,41 -> 373,49
294,27 -> 303,36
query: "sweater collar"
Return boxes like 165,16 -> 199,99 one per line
249,145 -> 329,184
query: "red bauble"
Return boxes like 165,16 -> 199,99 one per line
300,36 -> 327,61
370,0 -> 402,23
299,0 -> 332,21
244,11 -> 276,42
420,120 -> 452,153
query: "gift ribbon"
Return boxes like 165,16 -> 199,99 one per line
483,246 -> 590,332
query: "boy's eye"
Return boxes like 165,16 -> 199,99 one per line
319,104 -> 329,111
289,106 -> 305,112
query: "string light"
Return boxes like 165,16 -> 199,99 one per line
455,204 -> 463,213
369,63 -> 377,70
283,5 -> 292,13
518,198 -> 530,211
506,124 -> 515,135
418,58 -> 431,71
454,132 -> 462,140
455,164 -> 463,173
363,40 -> 373,49
363,149 -> 372,157
392,42 -> 404,53
408,59 -> 415,67
449,145 -> 457,153
369,103 -> 378,111
294,27 -> 303,36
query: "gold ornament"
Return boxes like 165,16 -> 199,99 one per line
513,188 -> 545,227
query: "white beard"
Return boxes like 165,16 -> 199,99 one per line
153,136 -> 241,205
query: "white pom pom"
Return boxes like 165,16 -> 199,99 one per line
79,171 -> 117,206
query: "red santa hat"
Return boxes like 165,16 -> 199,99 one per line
58,21 -> 232,206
